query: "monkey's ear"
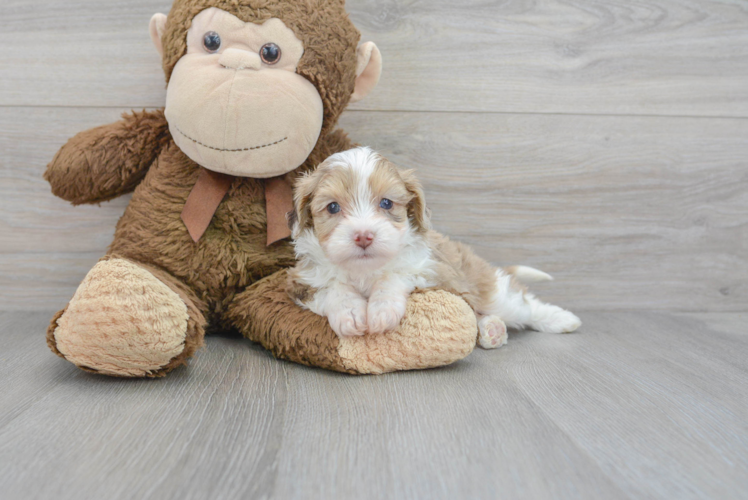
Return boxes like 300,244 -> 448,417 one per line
150,14 -> 168,58
350,42 -> 382,104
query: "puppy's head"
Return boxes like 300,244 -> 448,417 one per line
291,147 -> 429,271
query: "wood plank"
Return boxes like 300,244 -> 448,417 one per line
0,311 -> 291,500
679,312 -> 748,337
269,310 -> 748,500
0,311 -> 746,499
1,106 -> 746,312
502,311 -> 748,499
268,352 -> 628,500
0,311 -> 85,429
1,0 -> 747,116
0,107 -> 128,255
341,110 -> 748,313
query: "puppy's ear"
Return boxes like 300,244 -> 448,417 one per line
400,169 -> 430,233
292,169 -> 324,237
286,210 -> 298,231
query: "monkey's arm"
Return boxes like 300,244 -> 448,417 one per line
45,110 -> 170,205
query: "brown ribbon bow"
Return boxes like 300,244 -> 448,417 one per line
181,168 -> 294,246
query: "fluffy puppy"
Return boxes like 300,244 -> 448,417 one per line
287,147 -> 581,348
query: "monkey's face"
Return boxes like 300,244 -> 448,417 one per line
162,8 -> 324,178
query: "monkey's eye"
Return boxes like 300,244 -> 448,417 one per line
380,199 -> 394,210
203,31 -> 221,53
260,43 -> 282,65
327,202 -> 341,215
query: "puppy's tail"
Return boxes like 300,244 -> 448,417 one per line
504,265 -> 554,285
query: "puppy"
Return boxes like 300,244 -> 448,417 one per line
286,147 -> 581,348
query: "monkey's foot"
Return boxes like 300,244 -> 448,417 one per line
477,315 -> 508,350
47,258 -> 205,377
338,290 -> 477,373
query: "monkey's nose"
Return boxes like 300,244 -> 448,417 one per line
219,48 -> 262,71
354,231 -> 375,249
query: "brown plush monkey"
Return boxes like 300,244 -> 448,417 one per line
45,0 -> 477,377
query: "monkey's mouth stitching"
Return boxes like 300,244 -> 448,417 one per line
175,127 -> 288,152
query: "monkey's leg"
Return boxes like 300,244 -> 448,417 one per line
226,270 -> 477,374
47,256 -> 206,378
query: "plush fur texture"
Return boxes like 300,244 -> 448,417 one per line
288,148 -> 582,347
45,0 -> 477,376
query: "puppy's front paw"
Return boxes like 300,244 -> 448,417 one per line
367,298 -> 407,334
328,299 -> 368,338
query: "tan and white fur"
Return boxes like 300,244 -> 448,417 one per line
287,147 -> 581,349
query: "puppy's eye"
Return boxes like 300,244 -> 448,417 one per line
203,31 -> 222,53
380,199 -> 394,210
260,43 -> 282,64
327,202 -> 341,214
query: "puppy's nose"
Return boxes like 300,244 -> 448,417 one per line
354,231 -> 375,249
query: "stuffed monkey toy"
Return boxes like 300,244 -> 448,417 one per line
45,0 -> 477,377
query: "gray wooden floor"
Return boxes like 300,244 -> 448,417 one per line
1,0 -> 747,498
1,311 -> 746,500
